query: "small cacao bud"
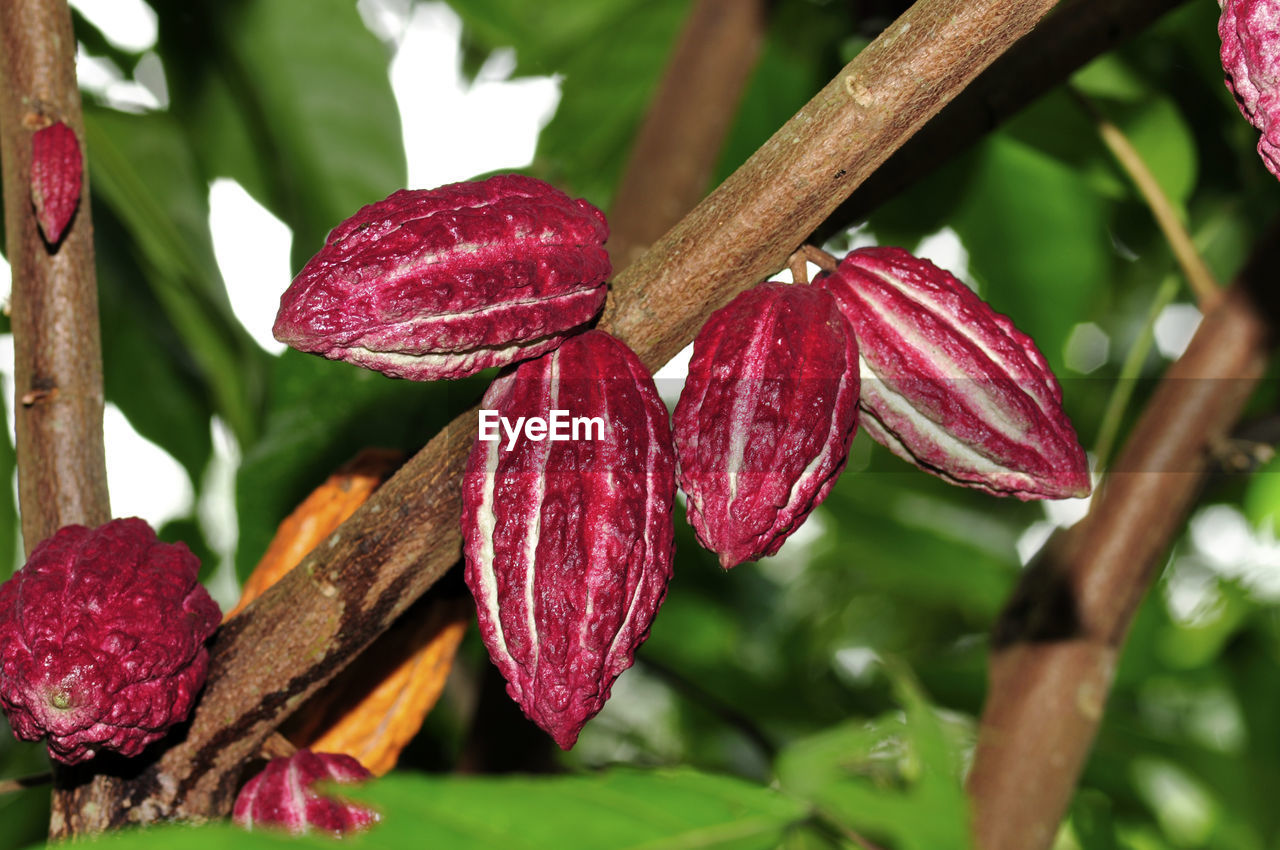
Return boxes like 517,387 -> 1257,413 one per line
30,121 -> 82,244
674,282 -> 859,568
273,174 -> 610,381
1219,0 -> 1280,178
814,247 -> 1090,500
0,518 -> 221,764
461,329 -> 676,749
233,749 -> 377,835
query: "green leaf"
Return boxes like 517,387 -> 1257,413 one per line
93,208 -> 214,485
76,769 -> 805,850
234,352 -> 483,579
775,661 -> 973,850
84,106 -> 267,447
153,0 -> 406,270
451,0 -> 689,208
346,768 -> 806,850
1244,454 -> 1280,530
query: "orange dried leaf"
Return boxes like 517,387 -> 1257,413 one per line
226,448 -> 402,621
287,601 -> 471,775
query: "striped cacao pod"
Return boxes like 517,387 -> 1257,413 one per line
274,174 -> 610,380
461,330 -> 676,749
814,247 -> 1090,500
674,282 -> 859,568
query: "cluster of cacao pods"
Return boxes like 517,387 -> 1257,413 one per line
275,173 -> 1091,754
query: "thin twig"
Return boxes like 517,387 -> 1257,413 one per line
1092,275 -> 1178,470
967,225 -> 1280,850
1072,86 -> 1222,312
0,773 -> 52,795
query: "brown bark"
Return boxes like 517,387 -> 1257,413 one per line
58,0 -> 1063,828
606,0 -> 767,272
0,0 -> 111,839
826,0 -> 1188,234
967,232 -> 1280,850
0,0 -> 109,548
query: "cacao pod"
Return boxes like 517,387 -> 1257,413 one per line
814,247 -> 1091,500
461,329 -> 676,749
273,174 -> 610,380
29,121 -> 81,244
233,749 -> 377,835
1219,0 -> 1280,178
0,518 -> 221,764
674,282 -> 859,568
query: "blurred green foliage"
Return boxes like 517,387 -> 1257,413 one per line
0,0 -> 1276,848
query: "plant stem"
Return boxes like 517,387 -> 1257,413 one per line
607,0 -> 767,273
968,226 -> 1280,850
1072,86 -> 1222,311
0,0 -> 111,839
0,0 -> 110,549
1092,275 -> 1178,471
0,773 -> 52,795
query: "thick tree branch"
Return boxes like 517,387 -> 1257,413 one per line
66,0 -> 1063,826
966,228 -> 1280,850
0,0 -> 109,546
0,0 -> 112,840
821,0 -> 1189,236
606,0 -> 767,272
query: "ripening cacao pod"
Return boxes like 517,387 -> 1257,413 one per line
0,518 -> 221,764
30,121 -> 82,244
233,749 -> 377,835
674,282 -> 859,568
814,247 -> 1090,500
462,329 -> 676,749
274,174 -> 611,380
1219,0 -> 1280,178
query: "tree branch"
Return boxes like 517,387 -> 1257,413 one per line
0,0 -> 112,840
966,226 -> 1280,850
819,0 -> 1189,237
0,0 -> 109,546
606,0 -> 767,272
57,0 -> 1064,827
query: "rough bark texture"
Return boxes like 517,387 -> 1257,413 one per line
0,0 -> 109,549
823,0 -> 1189,234
606,0 -> 766,272
0,0 -> 112,839
54,0 -> 1062,827
967,231 -> 1280,850
602,0 -> 1063,364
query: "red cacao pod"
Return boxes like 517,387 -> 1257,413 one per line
29,121 -> 81,244
461,330 -> 676,749
1220,0 -> 1280,178
233,749 -> 377,835
674,282 -> 859,568
274,174 -> 610,380
814,247 -> 1090,500
0,518 -> 221,764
